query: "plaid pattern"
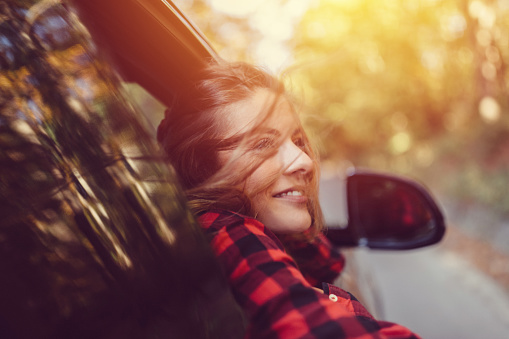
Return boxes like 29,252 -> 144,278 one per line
199,210 -> 420,339
280,232 -> 345,288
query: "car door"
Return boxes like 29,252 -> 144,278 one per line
0,1 -> 245,338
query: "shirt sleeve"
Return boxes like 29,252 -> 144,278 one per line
199,211 -> 420,339
280,232 -> 345,288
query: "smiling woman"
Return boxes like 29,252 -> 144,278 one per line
156,60 -> 420,338
217,88 -> 315,234
157,61 -> 322,234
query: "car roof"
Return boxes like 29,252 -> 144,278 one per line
71,0 -> 219,107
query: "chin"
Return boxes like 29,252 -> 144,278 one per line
257,207 -> 312,234
295,222 -> 312,233
271,219 -> 312,234
292,213 -> 312,233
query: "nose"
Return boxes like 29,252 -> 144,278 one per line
281,140 -> 313,175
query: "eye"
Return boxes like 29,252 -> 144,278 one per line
292,135 -> 306,150
253,137 -> 276,150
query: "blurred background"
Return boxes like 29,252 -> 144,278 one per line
146,0 -> 509,337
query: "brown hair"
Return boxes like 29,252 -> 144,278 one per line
157,61 -> 323,236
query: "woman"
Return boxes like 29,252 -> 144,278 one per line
157,61 -> 419,338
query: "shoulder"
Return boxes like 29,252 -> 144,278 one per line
199,209 -> 255,230
198,209 -> 285,252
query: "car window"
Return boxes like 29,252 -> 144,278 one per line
121,82 -> 166,134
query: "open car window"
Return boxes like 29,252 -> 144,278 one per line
121,82 -> 166,133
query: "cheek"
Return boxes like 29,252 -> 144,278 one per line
217,150 -> 232,167
243,160 -> 279,197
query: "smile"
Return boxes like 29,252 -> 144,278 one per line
274,190 -> 303,198
272,190 -> 308,204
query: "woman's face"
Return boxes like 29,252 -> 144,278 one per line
218,88 -> 314,234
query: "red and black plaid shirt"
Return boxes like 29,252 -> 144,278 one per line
199,210 -> 420,339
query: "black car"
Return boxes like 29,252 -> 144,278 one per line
0,1 -> 445,338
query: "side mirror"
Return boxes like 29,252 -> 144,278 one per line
323,170 -> 446,250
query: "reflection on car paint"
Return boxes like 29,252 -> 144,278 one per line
0,1 -> 245,338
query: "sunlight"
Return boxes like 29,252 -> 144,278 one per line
479,96 -> 500,123
208,0 -> 313,72
207,0 -> 259,17
254,39 -> 292,72
469,1 -> 496,28
390,132 -> 412,155
250,2 -> 293,41
499,0 -> 509,10
321,0 -> 360,9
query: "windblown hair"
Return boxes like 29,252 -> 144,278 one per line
157,61 -> 323,236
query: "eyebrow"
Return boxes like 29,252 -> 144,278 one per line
256,128 -> 281,137
216,127 -> 302,151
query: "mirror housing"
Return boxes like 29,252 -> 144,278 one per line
325,170 -> 446,250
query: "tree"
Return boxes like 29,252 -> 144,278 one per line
290,0 -> 509,212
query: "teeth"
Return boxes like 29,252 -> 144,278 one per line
277,191 -> 303,197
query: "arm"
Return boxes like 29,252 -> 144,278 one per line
200,211 -> 420,339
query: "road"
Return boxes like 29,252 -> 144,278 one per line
319,173 -> 509,338
355,246 -> 509,338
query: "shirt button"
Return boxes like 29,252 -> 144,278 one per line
329,294 -> 338,302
